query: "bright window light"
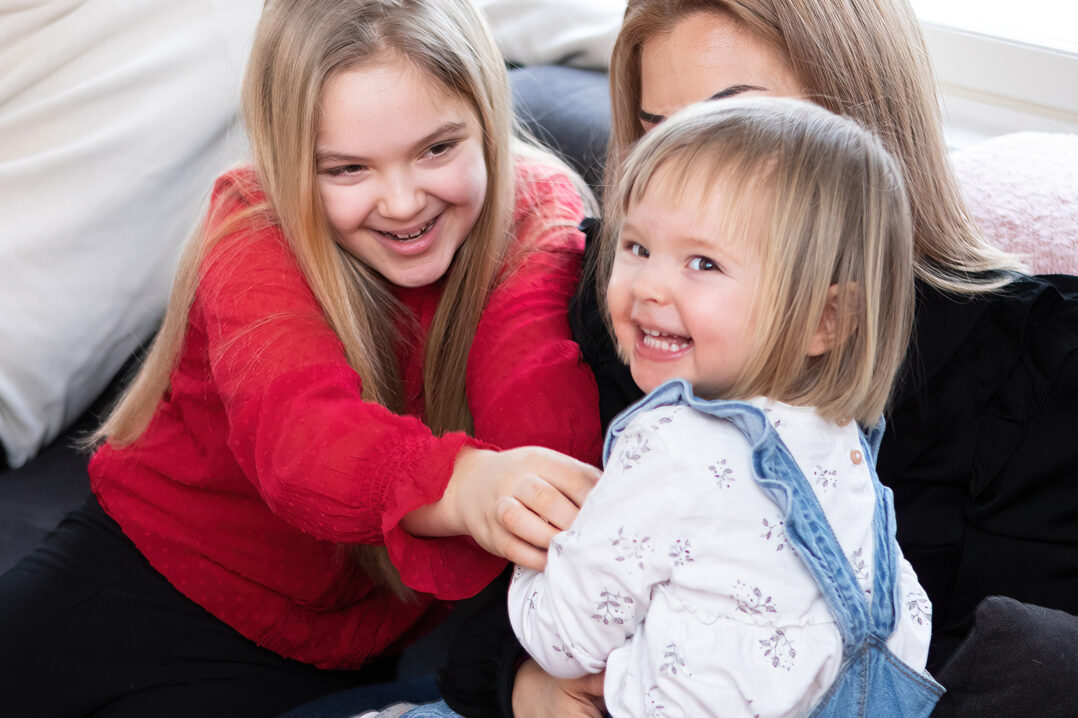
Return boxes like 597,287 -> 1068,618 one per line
910,0 -> 1078,53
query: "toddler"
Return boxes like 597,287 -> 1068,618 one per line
509,97 -> 943,717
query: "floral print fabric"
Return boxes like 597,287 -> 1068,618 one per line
509,397 -> 931,718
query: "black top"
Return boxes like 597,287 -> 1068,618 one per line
880,273 -> 1078,667
568,217 -> 645,430
439,219 -> 1078,714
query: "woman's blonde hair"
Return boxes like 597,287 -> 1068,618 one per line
604,98 -> 915,424
93,0 -> 523,592
608,0 -> 1025,294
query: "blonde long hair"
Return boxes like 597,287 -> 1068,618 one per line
605,98 -> 914,425
608,0 -> 1025,294
94,0 -> 523,592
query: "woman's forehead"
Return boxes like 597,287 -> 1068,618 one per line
638,11 -> 802,124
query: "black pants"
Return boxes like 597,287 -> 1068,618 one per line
0,496 -> 393,718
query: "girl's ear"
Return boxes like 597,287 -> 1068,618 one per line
807,283 -> 857,357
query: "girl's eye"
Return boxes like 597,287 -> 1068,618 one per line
627,242 -> 650,258
688,256 -> 719,271
324,164 -> 367,177
426,140 -> 459,159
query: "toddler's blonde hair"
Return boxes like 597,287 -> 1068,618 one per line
602,98 -> 915,425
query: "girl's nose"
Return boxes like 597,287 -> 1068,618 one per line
377,170 -> 424,220
632,261 -> 671,304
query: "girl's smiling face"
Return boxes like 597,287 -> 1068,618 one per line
606,164 -> 764,398
316,54 -> 487,288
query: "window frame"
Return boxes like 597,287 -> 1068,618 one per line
917,19 -> 1078,146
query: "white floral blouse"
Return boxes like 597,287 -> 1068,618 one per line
509,398 -> 932,718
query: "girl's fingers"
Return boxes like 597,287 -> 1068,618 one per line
517,475 -> 583,532
441,445 -> 601,564
497,495 -> 561,554
537,455 -> 601,508
500,533 -> 550,572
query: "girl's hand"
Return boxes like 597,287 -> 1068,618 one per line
450,446 -> 600,570
403,446 -> 600,570
512,659 -> 605,718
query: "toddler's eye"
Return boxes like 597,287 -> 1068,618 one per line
688,256 -> 719,271
627,242 -> 650,258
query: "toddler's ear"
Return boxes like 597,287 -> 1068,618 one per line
807,283 -> 857,356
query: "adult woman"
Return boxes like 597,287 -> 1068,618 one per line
592,0 -> 1078,670
439,0 -> 1078,716
0,0 -> 603,716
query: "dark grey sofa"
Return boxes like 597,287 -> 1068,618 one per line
0,381 -> 112,575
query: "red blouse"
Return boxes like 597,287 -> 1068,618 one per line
89,161 -> 602,670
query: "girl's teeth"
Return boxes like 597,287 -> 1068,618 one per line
641,329 -> 690,352
381,218 -> 434,241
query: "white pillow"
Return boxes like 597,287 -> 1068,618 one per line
478,0 -> 625,70
0,0 -> 262,468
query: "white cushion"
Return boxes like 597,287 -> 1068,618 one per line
0,0 -> 262,467
478,0 -> 625,70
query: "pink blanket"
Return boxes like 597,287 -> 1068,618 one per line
952,131 -> 1078,275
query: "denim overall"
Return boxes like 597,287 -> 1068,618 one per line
601,379 -> 944,717
403,381 -> 944,718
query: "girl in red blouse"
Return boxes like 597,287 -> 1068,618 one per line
0,0 -> 602,715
